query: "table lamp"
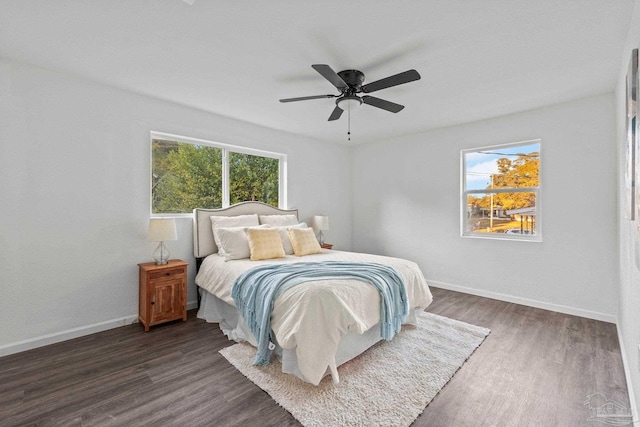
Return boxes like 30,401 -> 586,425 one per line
147,218 -> 177,265
313,215 -> 329,245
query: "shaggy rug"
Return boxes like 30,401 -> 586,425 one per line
219,312 -> 490,427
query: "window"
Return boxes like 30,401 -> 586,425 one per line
151,132 -> 285,215
461,140 -> 541,241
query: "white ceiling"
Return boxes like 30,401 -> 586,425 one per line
0,1 -> 634,145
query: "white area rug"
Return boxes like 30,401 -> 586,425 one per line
219,312 -> 490,427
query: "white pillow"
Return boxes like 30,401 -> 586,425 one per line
217,225 -> 268,261
259,214 -> 299,226
270,222 -> 307,255
210,214 -> 259,255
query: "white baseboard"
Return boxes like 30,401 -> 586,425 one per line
0,315 -> 138,358
428,280 -> 617,323
616,323 -> 640,425
0,300 -> 200,358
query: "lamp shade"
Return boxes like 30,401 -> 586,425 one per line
313,215 -> 329,231
147,218 -> 177,242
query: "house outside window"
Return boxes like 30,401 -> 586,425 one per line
151,132 -> 285,215
461,140 -> 541,241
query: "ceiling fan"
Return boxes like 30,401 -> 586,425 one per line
279,64 -> 421,121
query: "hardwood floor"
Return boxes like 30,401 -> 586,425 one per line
0,287 -> 630,426
417,288 -> 630,426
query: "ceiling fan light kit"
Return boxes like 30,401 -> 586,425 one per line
279,64 -> 421,141
337,95 -> 362,110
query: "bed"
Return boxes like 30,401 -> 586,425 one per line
193,202 -> 433,385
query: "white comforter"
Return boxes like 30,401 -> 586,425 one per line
195,250 -> 433,385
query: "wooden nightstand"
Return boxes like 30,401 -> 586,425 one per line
138,259 -> 188,331
321,243 -> 333,249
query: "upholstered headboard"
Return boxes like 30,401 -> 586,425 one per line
193,201 -> 299,259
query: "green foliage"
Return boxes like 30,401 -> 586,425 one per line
229,152 -> 279,207
152,140 -> 223,213
151,139 -> 279,213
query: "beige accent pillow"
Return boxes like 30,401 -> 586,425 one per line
247,228 -> 286,261
288,227 -> 322,256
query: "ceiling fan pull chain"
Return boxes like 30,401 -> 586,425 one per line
347,104 -> 351,141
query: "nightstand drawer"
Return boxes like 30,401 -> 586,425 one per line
149,268 -> 185,280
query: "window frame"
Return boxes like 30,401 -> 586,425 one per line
150,131 -> 287,217
460,139 -> 542,242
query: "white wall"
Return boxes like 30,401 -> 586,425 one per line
351,93 -> 618,322
0,58 -> 352,354
616,0 -> 640,415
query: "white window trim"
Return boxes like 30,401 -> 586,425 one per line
460,139 -> 542,242
150,131 -> 287,217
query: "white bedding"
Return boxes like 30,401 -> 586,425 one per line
195,249 -> 433,385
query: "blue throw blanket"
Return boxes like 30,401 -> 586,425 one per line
231,261 -> 409,365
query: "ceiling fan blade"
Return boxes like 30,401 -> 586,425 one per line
362,95 -> 405,113
279,94 -> 336,103
361,69 -> 421,93
328,106 -> 344,121
312,64 -> 348,91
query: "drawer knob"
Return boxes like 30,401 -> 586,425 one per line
166,272 -> 170,276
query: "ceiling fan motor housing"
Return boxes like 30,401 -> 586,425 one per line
337,69 -> 365,92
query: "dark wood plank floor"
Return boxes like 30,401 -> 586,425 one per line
0,287 -> 630,426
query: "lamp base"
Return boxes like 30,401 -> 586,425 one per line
153,241 -> 170,265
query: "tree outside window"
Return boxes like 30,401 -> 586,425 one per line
229,152 -> 279,207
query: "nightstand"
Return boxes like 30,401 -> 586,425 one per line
138,259 -> 188,331
321,243 -> 333,250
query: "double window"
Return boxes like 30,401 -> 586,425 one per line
461,140 -> 541,241
151,132 -> 285,215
